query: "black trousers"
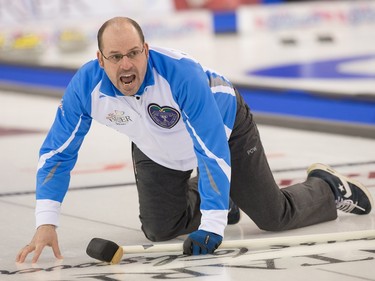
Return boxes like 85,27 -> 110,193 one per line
132,91 -> 337,242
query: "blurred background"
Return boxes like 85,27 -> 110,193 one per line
0,0 -> 374,137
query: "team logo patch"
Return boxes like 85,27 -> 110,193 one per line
148,103 -> 180,129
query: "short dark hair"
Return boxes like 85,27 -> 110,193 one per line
97,17 -> 145,51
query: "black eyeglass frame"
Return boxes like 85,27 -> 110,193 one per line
100,46 -> 145,64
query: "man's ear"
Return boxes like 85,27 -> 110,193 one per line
144,42 -> 149,59
97,51 -> 104,68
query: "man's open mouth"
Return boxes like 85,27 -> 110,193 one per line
120,74 -> 136,85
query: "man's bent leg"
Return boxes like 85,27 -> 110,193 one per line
132,143 -> 201,241
229,92 -> 337,231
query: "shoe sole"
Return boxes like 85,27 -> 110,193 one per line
307,163 -> 374,212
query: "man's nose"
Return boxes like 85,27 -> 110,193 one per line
119,56 -> 132,69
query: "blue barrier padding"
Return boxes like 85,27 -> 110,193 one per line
0,63 -> 75,89
213,11 -> 237,33
1,62 -> 374,126
261,0 -> 284,3
238,87 -> 375,125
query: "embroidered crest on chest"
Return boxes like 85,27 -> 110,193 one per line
147,103 -> 180,129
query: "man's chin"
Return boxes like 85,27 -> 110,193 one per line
121,92 -> 136,96
119,85 -> 137,96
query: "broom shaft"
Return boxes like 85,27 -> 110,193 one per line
121,229 -> 375,254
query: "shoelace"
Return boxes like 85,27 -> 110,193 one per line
336,198 -> 365,212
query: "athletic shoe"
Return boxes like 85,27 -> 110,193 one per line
228,198 -> 241,224
307,163 -> 373,215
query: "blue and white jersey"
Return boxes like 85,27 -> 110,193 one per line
36,46 -> 237,237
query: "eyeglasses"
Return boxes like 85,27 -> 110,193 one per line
100,46 -> 145,64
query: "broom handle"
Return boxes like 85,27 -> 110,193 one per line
121,229 -> 375,254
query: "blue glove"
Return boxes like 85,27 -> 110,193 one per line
183,230 -> 222,255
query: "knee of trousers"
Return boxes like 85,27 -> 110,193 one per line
258,223 -> 295,232
141,222 -> 179,242
256,220 -> 287,232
